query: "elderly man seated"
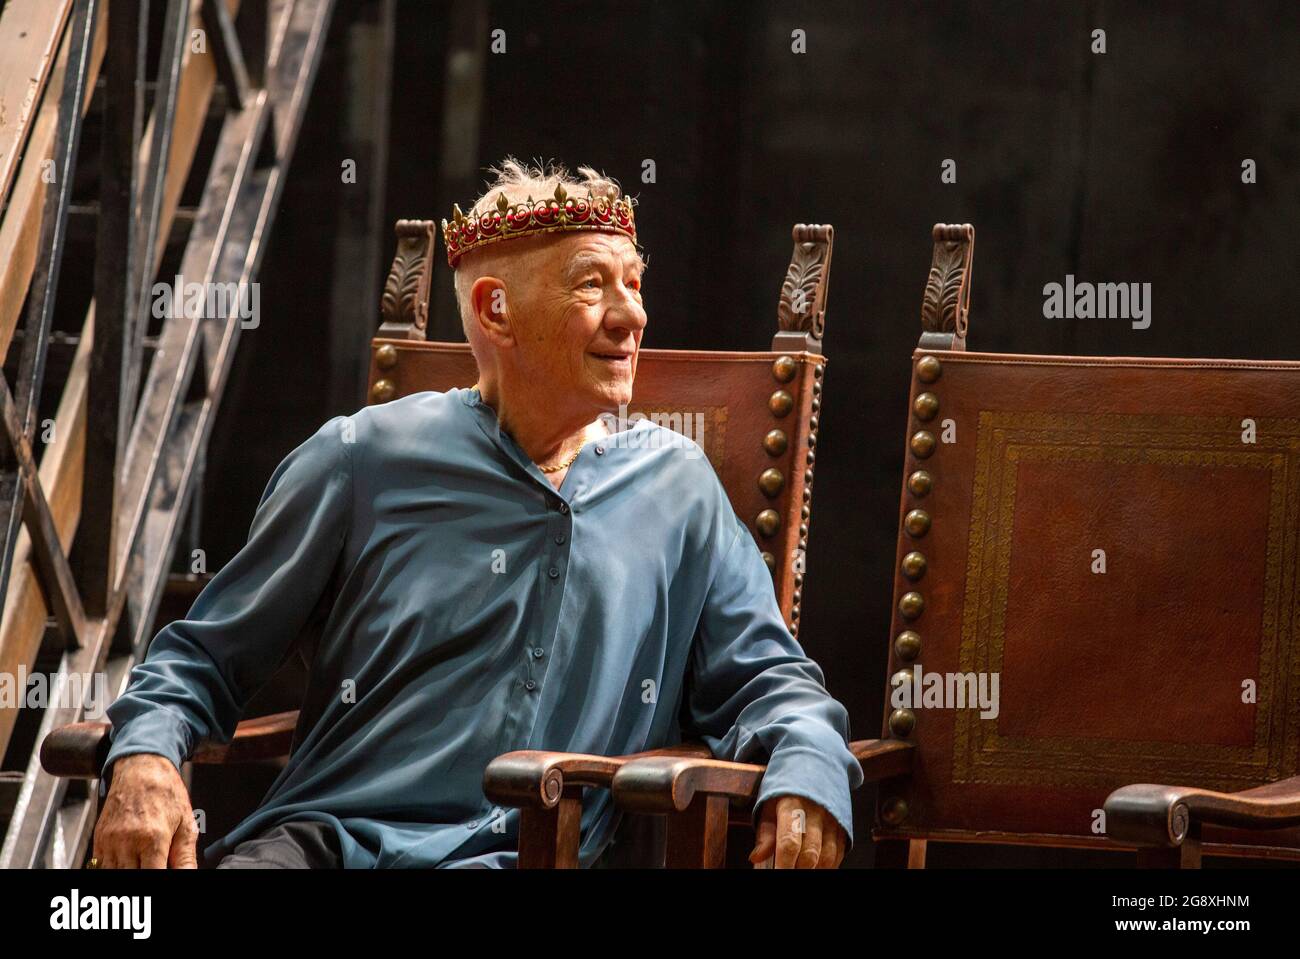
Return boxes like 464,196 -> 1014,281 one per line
92,157 -> 864,869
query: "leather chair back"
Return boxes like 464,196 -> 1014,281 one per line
877,224 -> 1300,858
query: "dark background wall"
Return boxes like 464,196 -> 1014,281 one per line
197,0 -> 1300,866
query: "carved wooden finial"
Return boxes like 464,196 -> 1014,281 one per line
773,223 -> 834,354
920,223 -> 973,351
379,220 -> 436,340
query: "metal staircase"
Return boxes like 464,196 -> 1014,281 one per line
0,0 -> 335,868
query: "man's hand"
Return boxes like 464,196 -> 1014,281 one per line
93,754 -> 198,869
749,794 -> 846,869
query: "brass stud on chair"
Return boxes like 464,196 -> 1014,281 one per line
764,429 -> 789,457
761,552 -> 776,574
758,468 -> 785,498
907,470 -> 932,497
898,591 -> 924,619
804,468 -> 814,485
904,509 -> 931,538
370,379 -> 396,403
913,391 -> 939,421
888,708 -> 916,738
910,431 -> 935,458
916,355 -> 942,383
375,344 -> 398,369
769,390 -> 794,418
772,355 -> 797,383
901,551 -> 927,581
880,796 -> 910,826
755,509 -> 780,537
894,630 -> 921,661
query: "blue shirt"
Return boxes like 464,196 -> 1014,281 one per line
103,387 -> 864,867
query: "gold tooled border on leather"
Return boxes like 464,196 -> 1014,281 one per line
953,411 -> 1300,789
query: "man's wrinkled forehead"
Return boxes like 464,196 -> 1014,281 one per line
558,236 -> 647,283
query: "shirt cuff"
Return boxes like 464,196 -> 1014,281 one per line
98,709 -> 194,800
751,744 -> 859,851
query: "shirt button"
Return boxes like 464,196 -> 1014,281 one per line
548,566 -> 559,579
554,533 -> 566,545
525,679 -> 537,691
595,446 -> 605,456
532,647 -> 545,659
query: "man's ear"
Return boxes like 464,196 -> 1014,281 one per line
469,276 -> 512,348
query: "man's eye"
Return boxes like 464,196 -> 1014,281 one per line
583,278 -> 599,289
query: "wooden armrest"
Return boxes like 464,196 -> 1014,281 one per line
1104,775 -> 1300,847
482,742 -> 713,810
482,742 -> 714,868
39,710 -> 300,779
611,738 -> 914,815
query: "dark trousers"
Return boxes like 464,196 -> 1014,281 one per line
216,820 -> 343,869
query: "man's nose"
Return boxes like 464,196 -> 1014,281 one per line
605,285 -> 647,332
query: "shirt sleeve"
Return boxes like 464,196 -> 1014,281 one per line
684,510 -> 865,848
99,415 -> 354,796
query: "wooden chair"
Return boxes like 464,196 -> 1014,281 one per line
609,223 -> 1300,868
40,218 -> 854,868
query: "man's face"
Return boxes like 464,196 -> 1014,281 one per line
512,232 -> 647,414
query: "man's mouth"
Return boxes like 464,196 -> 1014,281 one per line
590,352 -> 633,365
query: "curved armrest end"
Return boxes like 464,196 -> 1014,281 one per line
483,750 -> 624,809
40,722 -> 111,779
1105,776 -> 1300,847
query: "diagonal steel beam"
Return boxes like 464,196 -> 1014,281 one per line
0,0 -> 101,632
0,374 -> 87,652
80,0 -> 148,617
203,0 -> 253,110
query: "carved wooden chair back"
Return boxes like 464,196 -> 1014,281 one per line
874,224 -> 1300,866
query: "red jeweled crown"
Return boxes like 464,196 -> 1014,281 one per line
441,182 -> 637,267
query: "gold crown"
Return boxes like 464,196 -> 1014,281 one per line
441,182 -> 637,267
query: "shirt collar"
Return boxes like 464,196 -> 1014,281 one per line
459,386 -> 621,498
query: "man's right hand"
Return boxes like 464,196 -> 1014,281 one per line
93,753 -> 199,869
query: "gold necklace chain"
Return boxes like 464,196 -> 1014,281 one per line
535,445 -> 582,473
